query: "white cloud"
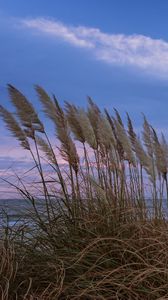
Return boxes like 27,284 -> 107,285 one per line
21,18 -> 168,76
22,18 -> 94,48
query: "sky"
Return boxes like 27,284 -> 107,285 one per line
1,0 -> 168,197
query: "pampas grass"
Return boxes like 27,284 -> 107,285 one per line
1,85 -> 168,298
8,84 -> 44,133
0,105 -> 30,150
77,108 -> 97,149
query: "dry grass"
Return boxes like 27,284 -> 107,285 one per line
1,85 -> 168,299
2,213 -> 168,299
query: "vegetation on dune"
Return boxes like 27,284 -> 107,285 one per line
1,85 -> 168,299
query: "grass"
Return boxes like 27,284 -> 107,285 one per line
0,85 -> 168,298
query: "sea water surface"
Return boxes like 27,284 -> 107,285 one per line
0,198 -> 47,228
1,198 -> 168,229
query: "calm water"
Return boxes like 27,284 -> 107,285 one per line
1,198 -> 168,228
0,198 -> 46,227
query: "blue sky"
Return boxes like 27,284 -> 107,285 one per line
1,0 -> 168,196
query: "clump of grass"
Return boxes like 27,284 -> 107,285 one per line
0,240 -> 33,300
1,85 -> 168,298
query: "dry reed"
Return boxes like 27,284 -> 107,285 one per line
0,85 -> 168,299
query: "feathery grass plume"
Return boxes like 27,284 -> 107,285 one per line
142,115 -> 154,158
142,116 -> 157,192
114,119 -> 136,165
87,96 -> 101,144
108,147 -> 120,171
35,85 -> 59,130
36,136 -> 56,164
0,105 -> 30,150
160,133 -> 168,200
127,113 -> 136,146
104,108 -> 117,138
134,137 -> 155,183
152,127 -> 167,178
7,84 -> 44,133
36,86 -> 79,171
52,96 -> 79,173
114,108 -> 124,127
97,115 -> 116,149
88,96 -> 100,114
64,101 -> 85,143
105,109 -> 124,160
77,108 -> 97,149
161,133 -> 168,165
104,109 -> 117,138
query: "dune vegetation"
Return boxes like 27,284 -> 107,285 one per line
1,85 -> 168,299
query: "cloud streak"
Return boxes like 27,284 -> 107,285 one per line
21,18 -> 168,77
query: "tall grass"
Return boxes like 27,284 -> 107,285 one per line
1,85 -> 168,298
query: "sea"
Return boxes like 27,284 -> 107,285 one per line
1,197 -> 168,229
0,198 -> 46,228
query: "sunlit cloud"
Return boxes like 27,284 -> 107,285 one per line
21,18 -> 168,77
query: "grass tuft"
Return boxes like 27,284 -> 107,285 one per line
1,85 -> 168,299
